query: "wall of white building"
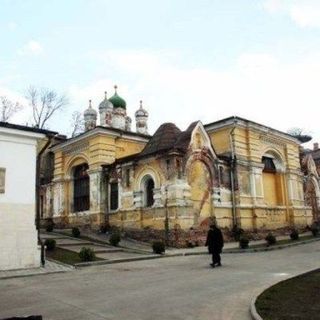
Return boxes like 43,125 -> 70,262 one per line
0,127 -> 44,270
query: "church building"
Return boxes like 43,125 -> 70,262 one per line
41,86 -> 314,245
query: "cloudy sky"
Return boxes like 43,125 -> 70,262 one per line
1,0 -> 320,145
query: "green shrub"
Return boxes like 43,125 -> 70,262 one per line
100,223 -> 111,234
79,247 -> 95,262
152,241 -> 165,254
265,233 -> 277,246
290,229 -> 299,240
109,232 -> 121,246
311,222 -> 319,237
46,224 -> 53,232
45,218 -> 54,232
72,227 -> 80,238
44,239 -> 56,251
186,240 -> 195,248
232,225 -> 244,241
239,235 -> 249,249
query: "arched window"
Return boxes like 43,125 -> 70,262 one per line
142,176 -> 155,207
262,155 -> 283,205
73,163 -> 89,212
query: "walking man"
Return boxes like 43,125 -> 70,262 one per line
205,223 -> 224,268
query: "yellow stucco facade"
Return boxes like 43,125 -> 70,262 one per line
42,116 -> 313,245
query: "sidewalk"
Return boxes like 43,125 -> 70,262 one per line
53,229 -> 316,256
37,229 -> 320,269
0,260 -> 74,280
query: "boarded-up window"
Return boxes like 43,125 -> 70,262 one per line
262,156 -> 283,205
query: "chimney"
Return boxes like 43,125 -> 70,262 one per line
314,143 -> 319,151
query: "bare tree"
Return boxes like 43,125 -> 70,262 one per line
287,127 -> 304,136
287,127 -> 312,143
0,96 -> 22,122
26,86 -> 68,129
70,111 -> 84,137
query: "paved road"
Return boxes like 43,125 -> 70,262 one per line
1,242 -> 319,320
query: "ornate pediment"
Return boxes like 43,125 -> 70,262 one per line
305,153 -> 319,179
190,122 -> 217,159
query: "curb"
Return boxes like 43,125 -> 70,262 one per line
0,266 -> 72,280
74,254 -> 162,267
250,295 -> 263,320
224,237 -> 320,254
249,267 -> 320,320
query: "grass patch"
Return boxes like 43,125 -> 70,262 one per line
46,247 -> 104,265
256,269 -> 320,320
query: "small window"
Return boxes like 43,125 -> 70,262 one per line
126,169 -> 130,187
262,156 -> 276,173
176,159 -> 182,179
40,195 -> 44,218
110,182 -> 119,211
219,166 -> 224,185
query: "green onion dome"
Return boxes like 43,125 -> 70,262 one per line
108,85 -> 126,109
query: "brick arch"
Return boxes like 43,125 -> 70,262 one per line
134,166 -> 162,191
260,148 -> 286,173
185,153 -> 217,226
65,153 -> 89,178
185,151 -> 218,190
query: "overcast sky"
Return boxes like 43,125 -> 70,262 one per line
1,0 -> 320,146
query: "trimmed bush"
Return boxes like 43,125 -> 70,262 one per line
290,229 -> 299,241
239,235 -> 250,249
79,247 -> 95,262
45,218 -> 54,232
152,241 -> 165,254
265,233 -> 277,246
109,232 -> 121,246
100,223 -> 111,234
186,240 -> 195,248
44,239 -> 56,251
72,227 -> 80,238
311,222 -> 319,237
232,225 -> 244,241
46,224 -> 54,232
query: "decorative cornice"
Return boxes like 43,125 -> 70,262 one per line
51,126 -> 149,152
64,141 -> 89,155
259,134 -> 286,148
205,116 -> 300,145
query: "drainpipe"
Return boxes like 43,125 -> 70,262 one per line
36,134 -> 55,266
102,166 -> 110,226
164,185 -> 169,246
229,120 -> 237,228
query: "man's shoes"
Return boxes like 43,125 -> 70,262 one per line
216,262 -> 222,267
210,263 -> 215,268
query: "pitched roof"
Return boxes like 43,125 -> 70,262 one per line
173,121 -> 198,152
0,121 -> 58,135
109,122 -> 197,166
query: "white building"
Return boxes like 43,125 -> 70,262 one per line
0,122 -> 55,270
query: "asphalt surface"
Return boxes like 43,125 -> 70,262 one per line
0,242 -> 319,320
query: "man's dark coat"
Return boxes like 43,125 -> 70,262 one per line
205,227 -> 224,254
